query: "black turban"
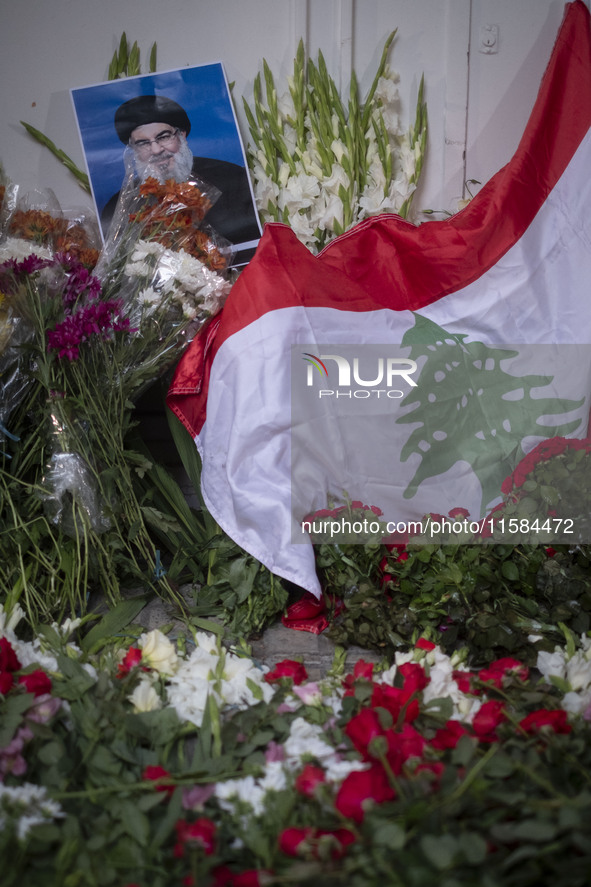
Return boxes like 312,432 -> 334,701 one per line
114,95 -> 191,144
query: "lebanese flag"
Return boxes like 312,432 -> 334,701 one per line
168,0 -> 591,598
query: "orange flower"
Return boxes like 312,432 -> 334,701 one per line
9,209 -> 57,245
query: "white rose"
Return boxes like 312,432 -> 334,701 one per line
138,630 -> 179,676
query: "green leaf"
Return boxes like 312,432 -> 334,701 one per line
118,799 -> 151,847
80,597 -> 148,653
54,654 -> 97,700
420,834 -> 458,870
373,820 -> 406,849
461,832 -> 488,865
0,693 -> 37,746
20,122 -> 90,191
501,560 -> 520,582
37,740 -> 65,766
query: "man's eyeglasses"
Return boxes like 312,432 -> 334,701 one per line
130,129 -> 179,154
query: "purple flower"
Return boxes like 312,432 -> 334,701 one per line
26,694 -> 62,724
47,297 -> 132,361
264,740 -> 285,763
61,262 -> 102,311
181,784 -> 215,811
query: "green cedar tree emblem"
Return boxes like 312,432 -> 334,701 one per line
396,314 -> 584,512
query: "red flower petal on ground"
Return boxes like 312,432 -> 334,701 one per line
18,669 -> 52,697
295,763 -> 326,797
0,637 -> 21,673
264,659 -> 308,685
335,764 -> 396,823
519,709 -> 572,735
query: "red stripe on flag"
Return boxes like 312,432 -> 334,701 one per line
168,0 -> 591,438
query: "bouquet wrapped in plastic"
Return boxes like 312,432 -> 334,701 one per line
0,167 -> 233,620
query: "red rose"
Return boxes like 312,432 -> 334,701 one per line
385,723 -> 426,774
413,760 -> 445,786
18,669 -> 52,697
0,672 -> 14,694
415,638 -> 436,651
142,765 -> 175,795
0,637 -> 21,673
264,659 -> 308,685
472,700 -> 507,742
371,683 -> 420,723
453,670 -> 480,695
175,817 -> 216,856
279,827 -> 355,859
335,764 -> 395,823
370,505 -> 383,516
478,657 -> 529,689
295,763 -> 326,797
345,708 -> 384,758
430,719 -> 471,750
545,546 -> 557,558
117,646 -> 142,677
231,871 -> 273,887
343,659 -> 375,693
279,826 -> 314,857
398,662 -> 429,695
519,709 -> 572,735
448,507 -> 470,518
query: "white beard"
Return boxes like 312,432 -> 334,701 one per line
135,135 -> 194,184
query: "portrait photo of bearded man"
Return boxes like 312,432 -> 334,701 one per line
100,93 -> 261,265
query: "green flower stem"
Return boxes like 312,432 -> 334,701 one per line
19,122 -> 90,193
51,771 -> 247,801
514,761 -> 572,800
444,744 -> 499,805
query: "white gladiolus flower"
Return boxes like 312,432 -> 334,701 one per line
278,172 -> 321,214
565,653 -> 591,691
0,603 -> 24,635
562,689 -> 591,715
283,717 -> 336,768
536,649 -> 567,680
138,630 -> 179,676
375,72 -> 400,106
315,194 -> 344,233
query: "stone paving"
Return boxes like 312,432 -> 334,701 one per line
132,587 -> 380,681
